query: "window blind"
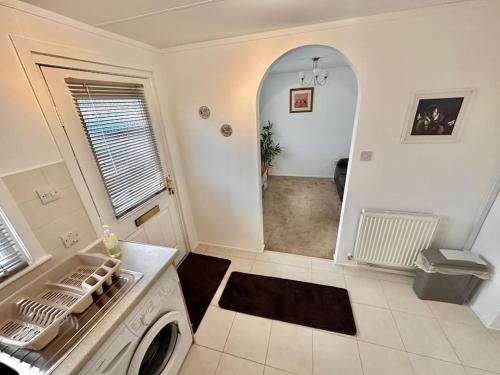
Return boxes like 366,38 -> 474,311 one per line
66,78 -> 166,218
0,208 -> 30,283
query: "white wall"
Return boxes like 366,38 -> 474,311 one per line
161,0 -> 500,259
259,66 -> 357,177
0,0 -> 196,298
470,192 -> 500,329
2,161 -> 97,260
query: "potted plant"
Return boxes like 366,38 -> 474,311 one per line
260,121 -> 282,189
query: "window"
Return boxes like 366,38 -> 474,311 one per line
66,79 -> 166,218
0,208 -> 31,283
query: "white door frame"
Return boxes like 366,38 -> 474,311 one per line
10,35 -> 191,250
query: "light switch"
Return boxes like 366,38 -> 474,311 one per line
360,151 -> 373,162
36,187 -> 61,205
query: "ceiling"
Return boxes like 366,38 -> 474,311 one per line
269,46 -> 349,75
23,0 -> 464,48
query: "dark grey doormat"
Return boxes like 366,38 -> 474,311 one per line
178,253 -> 231,332
219,272 -> 356,335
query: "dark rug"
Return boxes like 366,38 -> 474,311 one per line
178,253 -> 231,332
219,272 -> 356,335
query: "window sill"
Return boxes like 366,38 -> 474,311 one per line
0,254 -> 53,290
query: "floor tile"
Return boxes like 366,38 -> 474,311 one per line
280,264 -> 311,282
311,269 -> 345,288
179,345 -> 222,375
353,303 -> 404,350
465,367 -> 500,375
224,313 -> 272,363
195,244 -> 210,253
381,280 -> 433,317
266,321 -> 313,375
216,353 -> 264,375
375,272 -> 414,284
251,261 -> 282,278
264,367 -> 294,375
255,251 -> 312,268
344,276 -> 388,308
358,341 -> 414,375
343,267 -> 384,280
313,330 -> 362,375
392,310 -> 459,362
441,320 -> 500,373
195,306 -> 235,351
427,300 -> 484,327
488,329 -> 500,346
341,266 -> 414,284
210,277 -> 229,306
408,353 -> 466,375
231,249 -> 258,260
225,256 -> 254,277
311,258 -> 344,273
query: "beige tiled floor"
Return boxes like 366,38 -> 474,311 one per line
180,246 -> 500,375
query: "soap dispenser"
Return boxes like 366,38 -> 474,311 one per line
102,225 -> 121,258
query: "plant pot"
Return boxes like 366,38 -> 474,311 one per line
261,165 -> 269,190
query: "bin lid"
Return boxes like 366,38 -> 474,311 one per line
421,248 -> 488,271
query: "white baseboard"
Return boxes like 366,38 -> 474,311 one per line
188,240 -> 199,253
269,173 -> 334,179
336,261 -> 415,276
469,305 -> 500,330
198,241 -> 264,254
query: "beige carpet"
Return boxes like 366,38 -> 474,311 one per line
263,176 -> 341,259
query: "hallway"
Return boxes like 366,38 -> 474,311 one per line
263,176 -> 341,259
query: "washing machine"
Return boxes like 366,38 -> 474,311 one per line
81,265 -> 192,375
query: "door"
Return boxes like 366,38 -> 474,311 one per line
41,66 -> 187,262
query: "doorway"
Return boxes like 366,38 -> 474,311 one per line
258,45 -> 358,259
41,65 -> 188,263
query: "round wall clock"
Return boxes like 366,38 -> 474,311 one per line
198,106 -> 211,119
220,124 -> 233,137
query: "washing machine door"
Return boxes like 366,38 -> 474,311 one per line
127,311 -> 189,375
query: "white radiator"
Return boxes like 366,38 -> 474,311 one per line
353,209 -> 439,268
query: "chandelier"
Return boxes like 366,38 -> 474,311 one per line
299,57 -> 329,87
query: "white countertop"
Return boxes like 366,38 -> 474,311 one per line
52,240 -> 178,375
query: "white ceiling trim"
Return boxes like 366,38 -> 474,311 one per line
0,0 -> 159,52
160,0 -> 472,54
267,64 -> 350,76
94,0 -> 223,27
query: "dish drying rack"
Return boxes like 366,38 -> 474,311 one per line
0,253 -> 121,350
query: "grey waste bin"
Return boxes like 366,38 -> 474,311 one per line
413,248 -> 489,305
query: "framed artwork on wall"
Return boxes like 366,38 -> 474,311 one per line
401,89 -> 473,143
290,87 -> 314,113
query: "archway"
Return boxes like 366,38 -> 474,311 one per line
256,45 -> 360,260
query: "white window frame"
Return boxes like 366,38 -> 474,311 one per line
0,178 -> 52,289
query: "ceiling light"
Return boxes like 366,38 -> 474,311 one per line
299,57 -> 329,87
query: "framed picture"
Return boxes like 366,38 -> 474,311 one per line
401,89 -> 473,143
290,87 -> 314,113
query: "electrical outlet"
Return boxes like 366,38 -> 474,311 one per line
60,230 -> 80,248
36,187 -> 60,205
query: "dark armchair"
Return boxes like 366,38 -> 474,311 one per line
334,158 -> 349,201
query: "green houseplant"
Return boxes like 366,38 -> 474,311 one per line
260,121 -> 282,168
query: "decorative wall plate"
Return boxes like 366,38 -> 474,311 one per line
220,124 -> 233,137
198,106 -> 211,119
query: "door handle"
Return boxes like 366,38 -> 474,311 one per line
165,175 -> 175,195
